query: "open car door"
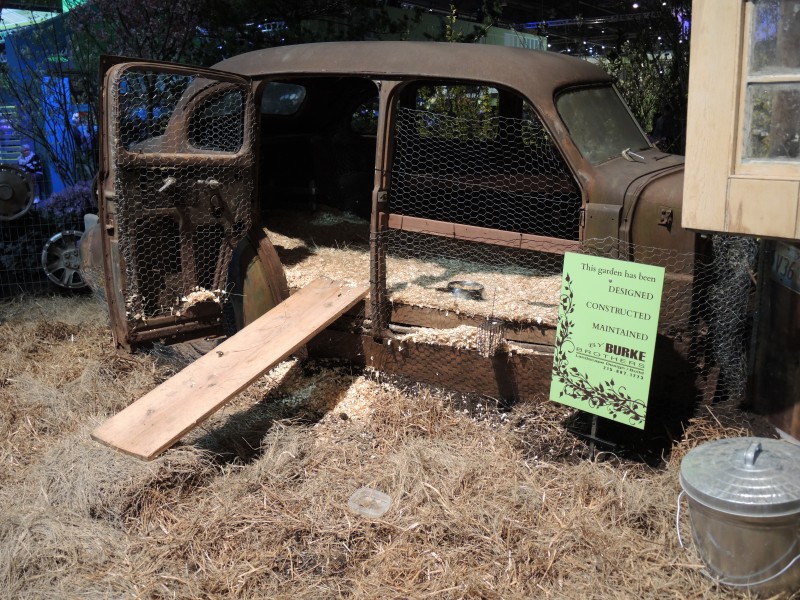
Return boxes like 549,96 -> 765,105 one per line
95,60 -> 261,351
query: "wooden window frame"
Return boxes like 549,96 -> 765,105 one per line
683,0 -> 800,239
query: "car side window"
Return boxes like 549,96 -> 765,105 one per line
260,82 -> 306,116
117,72 -> 189,150
351,97 -> 379,135
389,82 -> 582,240
413,84 -> 500,140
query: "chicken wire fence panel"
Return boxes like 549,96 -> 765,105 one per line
389,101 -> 583,241
381,94 -> 582,327
108,68 -> 254,324
581,236 -> 758,404
380,94 -> 757,403
0,163 -> 90,298
378,229 -> 757,404
0,207 -> 85,298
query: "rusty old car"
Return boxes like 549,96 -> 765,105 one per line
82,42 -> 734,430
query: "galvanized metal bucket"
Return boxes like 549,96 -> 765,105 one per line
678,437 -> 800,594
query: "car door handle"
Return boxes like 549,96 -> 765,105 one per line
158,176 -> 177,193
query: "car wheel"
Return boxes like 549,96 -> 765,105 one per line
0,166 -> 34,221
41,230 -> 87,289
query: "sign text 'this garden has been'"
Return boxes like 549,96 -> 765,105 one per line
549,252 -> 665,429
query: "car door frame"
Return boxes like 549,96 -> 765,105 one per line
97,57 -> 261,351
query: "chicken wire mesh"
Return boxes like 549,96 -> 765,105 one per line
374,93 -> 582,327
107,67 -> 255,326
0,209 -> 86,297
389,103 -> 582,240
477,317 -> 506,358
0,170 -> 91,298
374,230 -> 757,405
374,96 -> 758,405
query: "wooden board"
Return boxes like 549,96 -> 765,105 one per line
389,303 -> 557,345
387,213 -> 579,254
92,278 -> 368,460
307,329 -> 556,401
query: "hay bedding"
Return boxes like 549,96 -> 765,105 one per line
0,295 -> 792,599
265,208 -> 561,327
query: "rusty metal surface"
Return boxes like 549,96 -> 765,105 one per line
230,228 -> 290,330
97,62 -> 260,351
92,42 -> 713,365
627,166 -> 703,266
213,42 -> 610,100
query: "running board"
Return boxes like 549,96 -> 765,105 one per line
92,278 -> 368,460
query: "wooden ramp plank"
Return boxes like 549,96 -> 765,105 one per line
92,278 -> 368,460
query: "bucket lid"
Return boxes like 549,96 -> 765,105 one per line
679,437 -> 800,517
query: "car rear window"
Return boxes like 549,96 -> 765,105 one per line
260,82 -> 306,115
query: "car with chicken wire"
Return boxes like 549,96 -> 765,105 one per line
81,42 -> 754,426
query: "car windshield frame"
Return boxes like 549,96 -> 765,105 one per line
556,85 -> 651,165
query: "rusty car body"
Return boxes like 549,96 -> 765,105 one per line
81,42 -> 712,421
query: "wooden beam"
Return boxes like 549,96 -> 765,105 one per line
92,278 -> 368,460
387,213 -> 579,254
389,303 -> 557,345
307,329 -> 556,401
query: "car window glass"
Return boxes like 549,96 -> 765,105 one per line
557,86 -> 650,164
260,82 -> 306,115
351,97 -> 379,135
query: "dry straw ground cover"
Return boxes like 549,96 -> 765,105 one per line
266,209 -> 561,326
0,295 -> 795,599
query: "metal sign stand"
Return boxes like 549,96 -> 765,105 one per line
567,413 -> 619,459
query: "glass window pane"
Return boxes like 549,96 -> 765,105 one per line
557,86 -> 650,164
743,83 -> 800,160
260,82 -> 306,115
750,0 -> 800,75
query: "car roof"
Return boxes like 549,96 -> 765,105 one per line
212,41 -> 612,102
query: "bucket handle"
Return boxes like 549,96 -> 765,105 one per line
676,490 -> 800,588
676,490 -> 688,549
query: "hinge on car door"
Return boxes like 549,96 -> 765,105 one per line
375,191 -> 390,229
376,190 -> 389,213
579,207 -> 586,229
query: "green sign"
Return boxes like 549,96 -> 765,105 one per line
550,252 -> 665,429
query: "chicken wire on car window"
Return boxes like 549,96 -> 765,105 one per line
389,102 -> 583,240
108,68 -> 254,324
381,91 -> 583,333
